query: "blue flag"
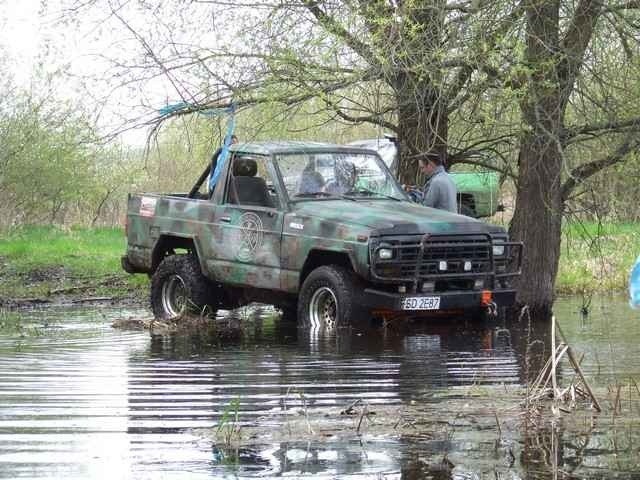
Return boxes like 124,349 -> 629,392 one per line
209,110 -> 236,191
630,255 -> 640,309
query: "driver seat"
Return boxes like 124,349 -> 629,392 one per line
230,158 -> 274,207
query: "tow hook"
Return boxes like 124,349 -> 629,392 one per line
485,301 -> 498,317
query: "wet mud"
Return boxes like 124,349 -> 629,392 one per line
0,297 -> 638,478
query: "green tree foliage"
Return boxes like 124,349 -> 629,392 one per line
67,0 -> 527,183
0,92 -> 97,225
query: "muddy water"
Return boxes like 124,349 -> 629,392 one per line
0,297 -> 639,479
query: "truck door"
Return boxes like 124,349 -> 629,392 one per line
209,154 -> 285,290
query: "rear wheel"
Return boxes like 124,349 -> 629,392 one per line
150,254 -> 216,320
297,265 -> 368,329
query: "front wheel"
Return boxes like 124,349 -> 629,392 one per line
150,254 -> 215,320
297,265 -> 368,329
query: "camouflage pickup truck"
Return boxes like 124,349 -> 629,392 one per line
122,141 -> 522,327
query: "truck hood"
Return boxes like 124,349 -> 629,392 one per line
290,200 -> 506,236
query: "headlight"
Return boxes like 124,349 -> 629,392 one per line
493,245 -> 505,256
378,248 -> 393,259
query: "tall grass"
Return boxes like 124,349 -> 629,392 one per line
557,222 -> 640,294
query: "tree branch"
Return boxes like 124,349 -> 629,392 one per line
450,153 -> 517,180
319,97 -> 397,132
303,1 -> 381,69
445,1 -> 525,102
558,0 -> 604,103
561,134 -> 640,200
109,5 -> 196,105
564,116 -> 640,144
144,70 -> 380,127
605,0 -> 640,11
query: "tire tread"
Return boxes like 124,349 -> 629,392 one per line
297,264 -> 367,327
150,254 -> 214,319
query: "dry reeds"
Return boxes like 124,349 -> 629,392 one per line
527,316 -> 601,413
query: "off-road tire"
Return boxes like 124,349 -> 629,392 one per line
150,254 -> 215,320
297,265 -> 368,329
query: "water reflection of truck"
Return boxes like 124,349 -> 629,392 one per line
347,138 -> 502,218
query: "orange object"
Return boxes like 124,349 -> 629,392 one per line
481,290 -> 492,306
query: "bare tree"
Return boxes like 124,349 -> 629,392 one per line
68,0 -> 525,181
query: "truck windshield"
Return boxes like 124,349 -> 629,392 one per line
275,152 -> 406,201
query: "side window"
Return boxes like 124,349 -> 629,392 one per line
225,155 -> 280,208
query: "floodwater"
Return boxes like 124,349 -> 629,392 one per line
0,297 -> 639,479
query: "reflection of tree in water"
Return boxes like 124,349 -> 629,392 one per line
511,310 -> 640,479
519,398 -> 640,478
508,311 -> 553,385
387,318 -> 522,403
520,422 -> 618,479
122,306 -> 640,477
292,318 -> 524,477
401,454 -> 455,480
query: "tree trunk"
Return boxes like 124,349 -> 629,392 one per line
394,77 -> 448,186
510,134 -> 563,318
510,0 -> 564,318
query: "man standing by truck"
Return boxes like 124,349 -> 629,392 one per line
418,153 -> 457,213
403,153 -> 458,213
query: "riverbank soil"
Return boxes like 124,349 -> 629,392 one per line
0,227 -> 146,308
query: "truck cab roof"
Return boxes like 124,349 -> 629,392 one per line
231,141 -> 378,157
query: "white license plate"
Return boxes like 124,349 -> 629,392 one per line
400,296 -> 441,311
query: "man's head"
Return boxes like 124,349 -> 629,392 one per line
419,153 -> 442,177
231,135 -> 238,144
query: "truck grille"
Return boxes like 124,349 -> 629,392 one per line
372,235 -> 493,280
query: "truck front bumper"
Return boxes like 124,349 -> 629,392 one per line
360,288 -> 517,312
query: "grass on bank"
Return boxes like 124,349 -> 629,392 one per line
557,222 -> 639,294
0,222 -> 638,302
0,226 -> 147,302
